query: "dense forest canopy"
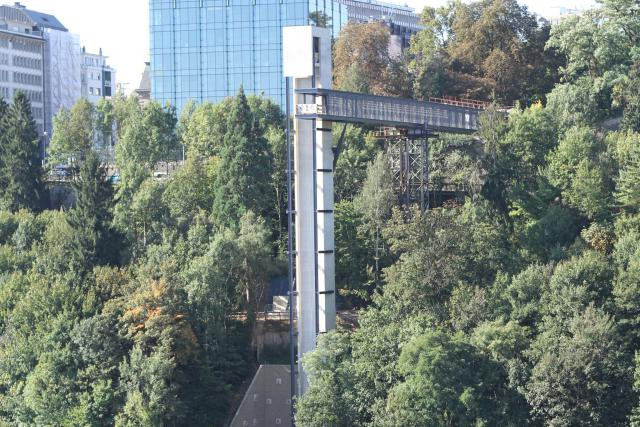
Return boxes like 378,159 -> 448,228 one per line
0,0 -> 639,425
300,0 -> 640,425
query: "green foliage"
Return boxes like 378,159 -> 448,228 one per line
212,88 -> 274,229
526,306 -> 632,425
506,264 -> 552,328
0,95 -> 281,425
408,0 -> 559,104
615,134 -> 640,211
612,229 -> 640,348
546,5 -> 635,125
68,151 -> 120,270
296,331 -> 356,426
334,200 -> 372,305
163,156 -> 216,232
0,92 -> 43,212
48,98 -> 96,164
622,63 -> 640,132
334,126 -> 382,202
547,126 -> 614,220
379,331 -> 525,426
113,100 -> 178,254
179,99 -> 229,158
381,200 -> 512,322
308,10 -> 331,28
471,318 -> 531,364
632,352 -> 640,426
480,103 -> 558,216
334,23 -> 399,96
2,9 -> 640,423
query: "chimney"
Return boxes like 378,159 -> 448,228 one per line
14,2 -> 26,9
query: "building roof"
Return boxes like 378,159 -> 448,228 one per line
0,3 -> 67,32
22,8 -> 67,31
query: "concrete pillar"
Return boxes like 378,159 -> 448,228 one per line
283,26 -> 335,394
293,76 -> 316,392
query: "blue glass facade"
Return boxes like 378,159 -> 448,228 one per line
150,0 -> 347,110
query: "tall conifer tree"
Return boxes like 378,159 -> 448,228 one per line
0,91 -> 43,211
616,141 -> 640,212
212,87 -> 272,228
68,151 -> 118,270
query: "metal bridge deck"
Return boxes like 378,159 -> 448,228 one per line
295,88 -> 485,133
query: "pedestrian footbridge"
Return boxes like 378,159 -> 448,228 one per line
294,88 -> 487,133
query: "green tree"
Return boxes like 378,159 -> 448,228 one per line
296,331 -> 356,426
616,136 -> 640,211
0,91 -> 43,211
442,0 -> 557,104
541,251 -> 615,334
547,126 -> 614,220
479,103 -> 558,218
378,331 -> 525,426
129,178 -> 169,250
180,100 -> 229,159
631,352 -> 640,426
114,101 -> 178,248
546,7 -> 634,123
334,126 -> 380,202
309,11 -> 331,28
612,230 -> 640,348
526,306 -> 633,426
162,156 -> 216,232
334,23 -> 396,95
212,88 -> 273,228
95,97 -> 117,160
68,151 -> 119,270
355,152 -> 396,291
0,96 -> 7,121
334,200 -> 372,305
407,6 -> 450,99
115,343 -> 177,426
48,98 -> 95,165
506,264 -> 552,328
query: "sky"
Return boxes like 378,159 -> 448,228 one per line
15,0 -> 598,94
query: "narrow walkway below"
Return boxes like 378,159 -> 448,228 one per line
230,364 -> 292,427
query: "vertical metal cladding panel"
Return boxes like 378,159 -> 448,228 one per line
315,118 -> 335,334
293,79 -> 317,393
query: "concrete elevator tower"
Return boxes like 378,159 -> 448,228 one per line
283,26 -> 336,394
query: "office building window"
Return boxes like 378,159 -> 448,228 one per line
150,0 -> 347,109
12,72 -> 42,87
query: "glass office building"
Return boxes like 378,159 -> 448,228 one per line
150,0 -> 347,110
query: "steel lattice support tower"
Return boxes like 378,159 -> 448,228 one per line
386,130 -> 431,212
